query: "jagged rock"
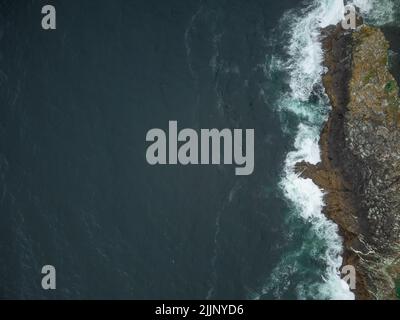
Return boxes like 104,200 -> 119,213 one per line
298,22 -> 400,299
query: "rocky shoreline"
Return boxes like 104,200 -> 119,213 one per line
296,20 -> 400,299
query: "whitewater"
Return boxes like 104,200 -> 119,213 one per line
256,0 -> 396,300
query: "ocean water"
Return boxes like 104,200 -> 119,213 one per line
0,0 -> 397,299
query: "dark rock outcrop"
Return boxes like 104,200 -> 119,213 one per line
297,21 -> 400,299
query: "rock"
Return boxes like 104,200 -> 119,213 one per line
299,22 -> 400,299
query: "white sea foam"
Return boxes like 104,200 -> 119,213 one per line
284,0 -> 345,101
278,0 -> 350,300
281,123 -> 354,299
352,0 -> 395,25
